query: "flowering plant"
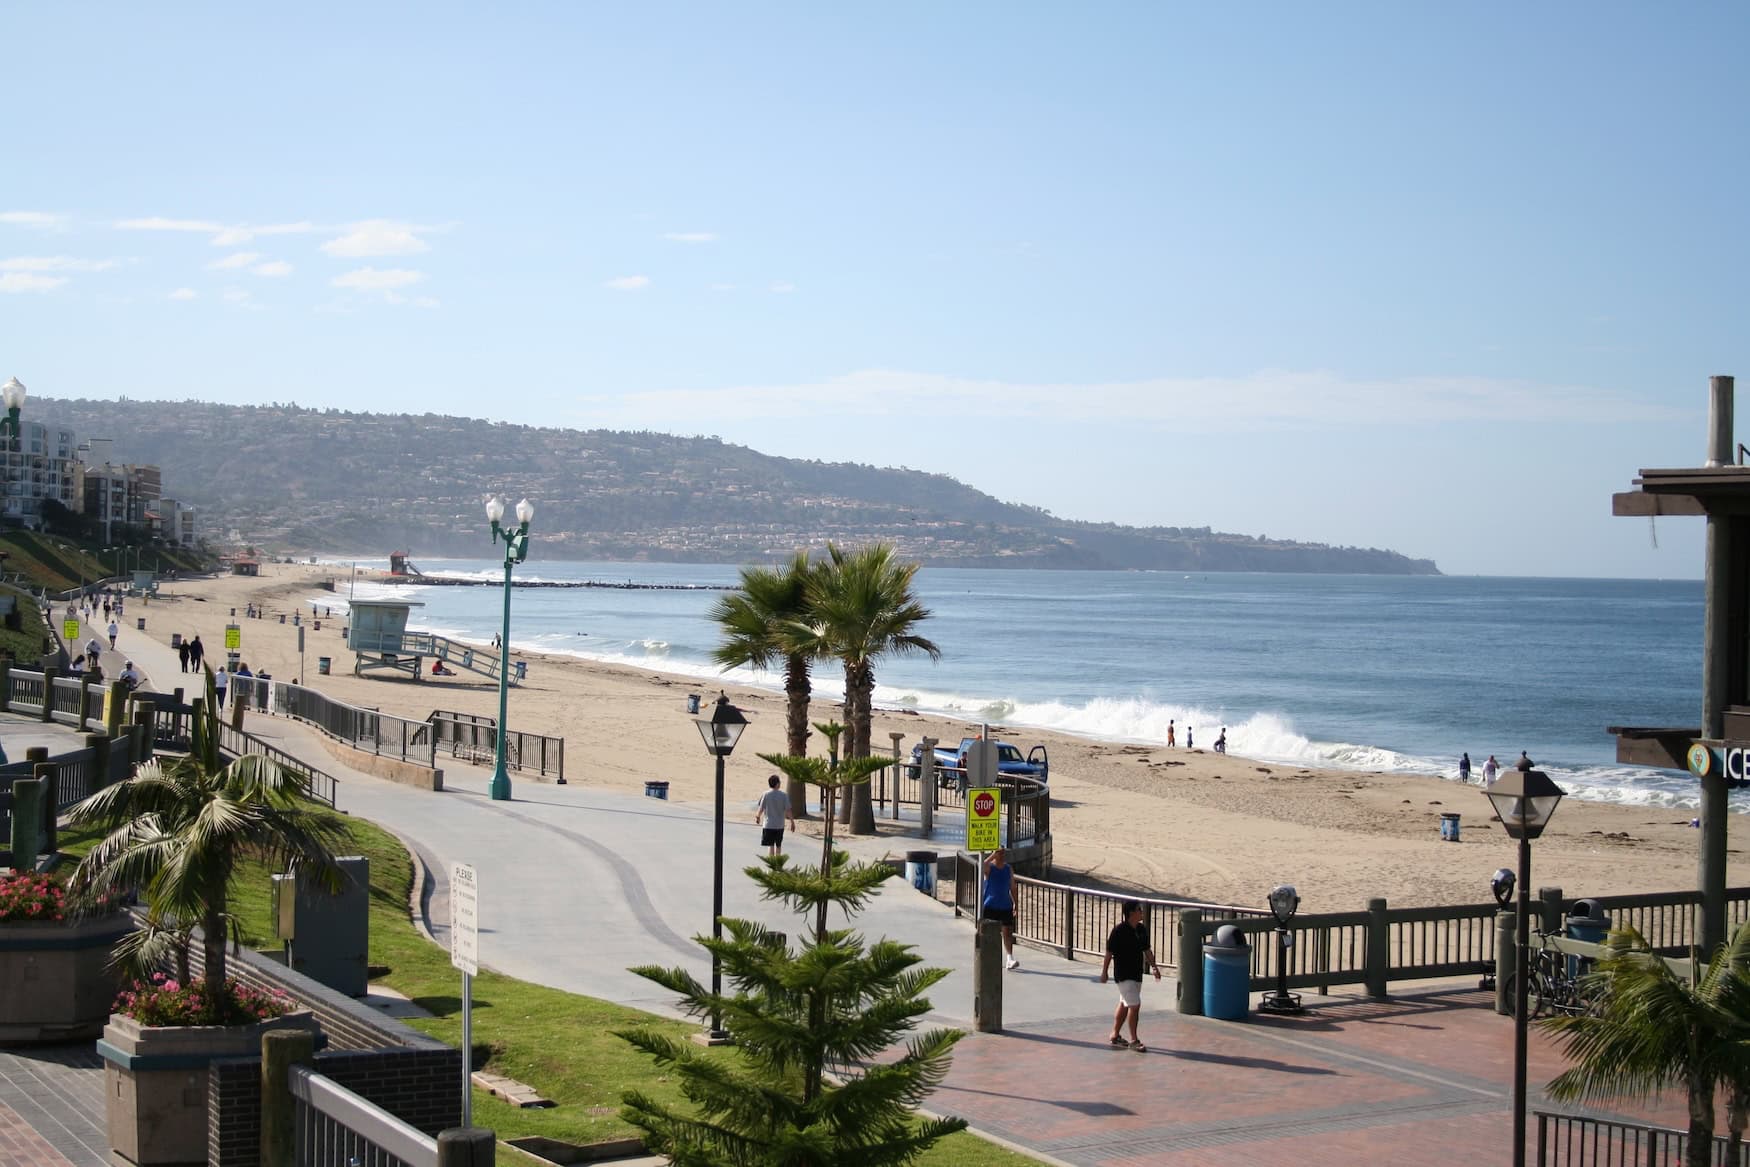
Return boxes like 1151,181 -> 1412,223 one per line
0,872 -> 68,922
113,973 -> 295,1027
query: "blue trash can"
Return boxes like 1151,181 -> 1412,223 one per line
1565,899 -> 1611,978
905,850 -> 937,895
1203,925 -> 1252,1021
644,781 -> 670,800
1439,812 -> 1461,842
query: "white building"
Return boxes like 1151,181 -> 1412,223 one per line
0,421 -> 81,526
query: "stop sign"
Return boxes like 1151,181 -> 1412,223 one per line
973,791 -> 996,817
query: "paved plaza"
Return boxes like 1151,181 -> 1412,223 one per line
0,621 -> 1702,1164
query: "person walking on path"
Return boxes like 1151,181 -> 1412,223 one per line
1483,755 -> 1500,786
106,619 -> 119,649
188,635 -> 204,670
982,848 -> 1020,970
754,774 -> 794,856
178,638 -> 191,673
1458,752 -> 1472,784
85,635 -> 103,673
1101,900 -> 1162,1052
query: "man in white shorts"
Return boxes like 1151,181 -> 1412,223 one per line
1100,899 -> 1162,1052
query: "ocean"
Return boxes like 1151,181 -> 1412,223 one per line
319,561 -> 1722,814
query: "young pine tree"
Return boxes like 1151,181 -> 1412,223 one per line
616,722 -> 966,1166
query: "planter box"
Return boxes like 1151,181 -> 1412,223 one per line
0,913 -> 134,1043
99,1009 -> 318,1167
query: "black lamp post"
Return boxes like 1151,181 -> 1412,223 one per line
0,377 -> 25,445
1482,765 -> 1565,1167
694,691 -> 747,1041
1257,883 -> 1304,1015
484,495 -> 534,802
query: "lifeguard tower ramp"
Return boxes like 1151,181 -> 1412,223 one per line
347,599 -> 524,685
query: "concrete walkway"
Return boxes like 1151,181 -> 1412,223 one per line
1,620 -> 1703,1165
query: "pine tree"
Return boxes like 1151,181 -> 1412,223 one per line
616,722 -> 967,1166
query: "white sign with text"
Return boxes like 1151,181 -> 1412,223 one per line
450,862 -> 479,976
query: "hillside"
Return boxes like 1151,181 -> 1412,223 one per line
33,398 -> 1439,574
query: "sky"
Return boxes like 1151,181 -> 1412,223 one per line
2,3 -> 1745,578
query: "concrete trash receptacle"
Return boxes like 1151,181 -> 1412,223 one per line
317,657 -> 331,675
1439,812 -> 1461,842
1203,925 -> 1251,1021
1565,899 -> 1612,977
905,850 -> 937,895
644,781 -> 670,800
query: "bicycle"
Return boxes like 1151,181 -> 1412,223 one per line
1503,929 -> 1601,1019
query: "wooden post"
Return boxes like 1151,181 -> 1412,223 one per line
1364,898 -> 1389,999
918,737 -> 936,838
38,667 -> 54,721
0,657 -> 10,713
104,680 -> 127,736
77,675 -> 93,732
888,732 -> 905,818
973,918 -> 1003,1033
9,777 -> 42,869
34,763 -> 56,854
1495,909 -> 1515,1016
436,1127 -> 496,1165
86,733 -> 110,789
1177,909 -> 1204,1015
259,1028 -> 315,1167
1538,886 -> 1565,937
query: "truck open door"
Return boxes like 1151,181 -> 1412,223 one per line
1028,744 -> 1049,782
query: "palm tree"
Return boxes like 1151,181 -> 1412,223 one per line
798,544 -> 939,835
1541,922 -> 1750,1167
710,551 -> 820,817
68,668 -> 347,1013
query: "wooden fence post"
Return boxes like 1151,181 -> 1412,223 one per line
436,1127 -> 496,1165
1364,898 -> 1389,999
1177,908 -> 1204,1015
34,763 -> 56,854
104,681 -> 127,736
38,667 -> 55,721
0,657 -> 10,712
86,734 -> 110,789
1538,887 -> 1565,936
9,777 -> 42,869
259,1028 -> 315,1167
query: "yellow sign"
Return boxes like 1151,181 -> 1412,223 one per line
966,786 -> 1002,852
62,619 -> 80,641
224,624 -> 241,651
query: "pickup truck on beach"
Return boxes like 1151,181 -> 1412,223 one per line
910,736 -> 1050,789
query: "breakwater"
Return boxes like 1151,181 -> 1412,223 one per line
375,575 -> 734,592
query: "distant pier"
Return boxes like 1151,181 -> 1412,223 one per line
374,575 -> 734,592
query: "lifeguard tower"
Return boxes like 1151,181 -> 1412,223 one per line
346,598 -> 525,686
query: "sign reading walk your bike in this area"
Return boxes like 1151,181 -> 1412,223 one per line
967,787 -> 1002,852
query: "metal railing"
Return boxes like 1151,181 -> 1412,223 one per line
1535,1110 -> 1741,1166
267,680 -> 436,769
289,1064 -> 436,1167
429,710 -> 565,780
218,721 -> 338,808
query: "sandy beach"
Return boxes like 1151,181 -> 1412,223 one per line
125,563 -> 1745,914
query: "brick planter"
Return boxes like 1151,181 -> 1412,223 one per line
0,912 -> 134,1043
98,1009 -> 318,1167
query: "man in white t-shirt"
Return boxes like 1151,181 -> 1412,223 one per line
753,774 -> 796,857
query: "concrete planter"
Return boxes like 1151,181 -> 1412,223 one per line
0,912 -> 134,1043
99,1009 -> 318,1167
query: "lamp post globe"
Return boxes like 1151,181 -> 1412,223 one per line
484,493 -> 533,802
0,376 -> 24,442
694,693 -> 747,1041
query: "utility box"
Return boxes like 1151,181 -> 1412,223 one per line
272,856 -> 370,996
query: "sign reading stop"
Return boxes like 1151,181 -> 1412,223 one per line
966,786 -> 1002,852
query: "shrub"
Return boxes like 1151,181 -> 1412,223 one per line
113,973 -> 294,1027
0,872 -> 67,922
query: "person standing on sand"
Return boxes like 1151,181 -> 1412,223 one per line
1167,720 -> 1176,747
754,774 -> 794,856
1101,900 -> 1161,1051
982,848 -> 1020,970
1214,728 -> 1227,754
1185,726 -> 1193,750
1459,753 -> 1472,784
1483,755 -> 1499,786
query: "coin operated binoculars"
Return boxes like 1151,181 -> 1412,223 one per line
1257,883 -> 1306,1016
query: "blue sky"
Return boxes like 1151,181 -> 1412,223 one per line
2,3 -> 1744,577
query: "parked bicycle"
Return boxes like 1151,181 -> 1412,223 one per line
1504,929 -> 1602,1019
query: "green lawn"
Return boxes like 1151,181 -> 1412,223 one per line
63,813 -> 1035,1164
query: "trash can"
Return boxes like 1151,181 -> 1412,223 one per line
170,633 -> 182,648
279,614 -> 286,624
1439,812 -> 1461,842
644,780 -> 670,800
686,693 -> 701,715
905,850 -> 937,895
1203,924 -> 1252,1021
1565,899 -> 1612,978
317,657 -> 331,675
135,617 -> 145,631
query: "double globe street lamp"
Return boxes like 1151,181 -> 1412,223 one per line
485,495 -> 534,802
1,376 -> 26,442
694,692 -> 748,1042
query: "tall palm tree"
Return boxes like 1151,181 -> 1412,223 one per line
69,669 -> 347,1013
799,544 -> 939,835
1541,922 -> 1750,1167
710,551 -> 819,816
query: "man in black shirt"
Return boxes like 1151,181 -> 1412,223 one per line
1100,900 -> 1162,1051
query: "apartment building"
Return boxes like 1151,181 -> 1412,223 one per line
0,420 -> 81,526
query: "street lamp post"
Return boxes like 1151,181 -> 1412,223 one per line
485,495 -> 534,802
1482,763 -> 1565,1167
693,692 -> 747,1042
0,377 -> 25,442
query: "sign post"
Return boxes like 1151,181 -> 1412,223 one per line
297,625 -> 305,686
450,863 -> 479,1127
966,787 -> 1002,853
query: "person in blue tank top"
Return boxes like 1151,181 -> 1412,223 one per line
982,848 -> 1019,970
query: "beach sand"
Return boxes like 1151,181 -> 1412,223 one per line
128,563 -> 1745,913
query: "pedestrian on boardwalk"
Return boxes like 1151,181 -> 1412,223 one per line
102,600 -> 111,621
1458,752 -> 1472,784
982,848 -> 1020,970
754,774 -> 794,856
1167,720 -> 1176,747
178,639 -> 191,673
188,635 -> 204,670
107,619 -> 118,649
214,666 -> 229,708
1482,755 -> 1499,786
1101,900 -> 1161,1051
85,636 -> 103,672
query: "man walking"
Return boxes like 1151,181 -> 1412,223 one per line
1100,900 -> 1162,1052
106,619 -> 119,649
982,848 -> 1020,969
754,774 -> 795,856
188,635 -> 204,671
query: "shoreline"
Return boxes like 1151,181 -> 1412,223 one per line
132,563 -> 1742,912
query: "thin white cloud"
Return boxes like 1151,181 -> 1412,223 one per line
117,217 -> 224,234
222,287 -> 251,302
0,256 -> 120,273
321,220 -> 432,257
661,232 -> 718,243
0,211 -> 67,229
252,260 -> 293,277
604,275 -> 651,291
709,283 -> 738,292
214,221 -> 317,246
168,287 -> 198,301
769,281 -> 796,293
208,251 -> 262,270
0,272 -> 67,293
332,267 -> 424,292
590,369 -> 1686,428
117,217 -> 322,246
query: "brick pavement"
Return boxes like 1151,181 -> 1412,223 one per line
0,1045 -> 107,1167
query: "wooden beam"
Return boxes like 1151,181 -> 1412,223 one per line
1614,491 -> 1707,517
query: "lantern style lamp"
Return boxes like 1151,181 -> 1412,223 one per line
0,376 -> 24,444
